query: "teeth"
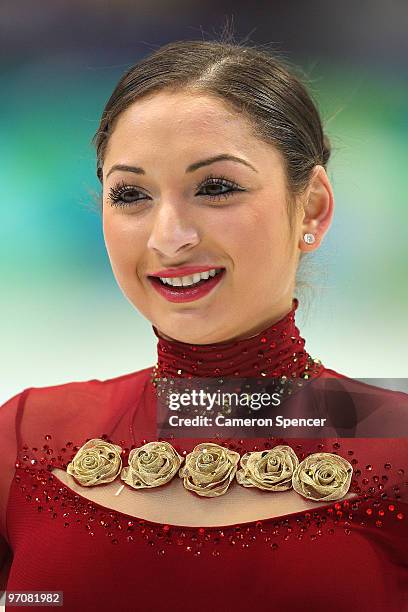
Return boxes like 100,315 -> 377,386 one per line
159,268 -> 222,287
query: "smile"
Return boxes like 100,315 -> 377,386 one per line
148,268 -> 226,303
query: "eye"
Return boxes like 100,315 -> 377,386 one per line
107,174 -> 245,208
107,181 -> 146,208
196,174 -> 245,202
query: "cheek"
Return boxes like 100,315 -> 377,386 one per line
228,205 -> 289,273
102,215 -> 142,274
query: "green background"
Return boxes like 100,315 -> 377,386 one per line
2,48 -> 407,402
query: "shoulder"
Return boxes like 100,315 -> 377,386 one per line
319,366 -> 408,402
0,367 -> 155,456
317,367 -> 408,436
0,366 -> 154,416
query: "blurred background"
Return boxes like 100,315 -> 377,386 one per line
1,0 -> 407,403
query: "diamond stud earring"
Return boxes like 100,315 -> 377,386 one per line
303,233 -> 316,244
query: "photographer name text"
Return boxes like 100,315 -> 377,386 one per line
167,414 -> 327,429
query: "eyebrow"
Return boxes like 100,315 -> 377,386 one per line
106,154 -> 258,179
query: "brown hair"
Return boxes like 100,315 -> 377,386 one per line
92,39 -> 330,224
91,36 -> 331,304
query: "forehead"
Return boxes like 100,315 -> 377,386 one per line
103,89 -> 284,175
109,90 -> 249,139
108,92 -> 260,155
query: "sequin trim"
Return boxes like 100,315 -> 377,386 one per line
13,437 -> 406,557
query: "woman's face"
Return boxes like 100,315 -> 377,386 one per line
102,90 -> 305,344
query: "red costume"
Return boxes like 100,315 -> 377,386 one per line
1,299 -> 407,611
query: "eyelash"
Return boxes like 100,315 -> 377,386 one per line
107,173 -> 244,208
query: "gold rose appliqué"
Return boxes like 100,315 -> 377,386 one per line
236,445 -> 299,491
292,452 -> 353,501
121,441 -> 184,489
66,438 -> 123,486
179,442 -> 240,497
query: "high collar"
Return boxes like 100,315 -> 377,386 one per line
151,297 -> 324,379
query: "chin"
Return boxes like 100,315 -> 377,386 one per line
156,318 -> 228,345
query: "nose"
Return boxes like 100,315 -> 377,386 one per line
147,200 -> 200,258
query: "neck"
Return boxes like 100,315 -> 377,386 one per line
151,298 -> 323,379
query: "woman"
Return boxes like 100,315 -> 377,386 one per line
1,40 -> 407,611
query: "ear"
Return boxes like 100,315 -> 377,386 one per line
298,165 -> 334,252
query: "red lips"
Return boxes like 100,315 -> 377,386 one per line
148,269 -> 226,303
